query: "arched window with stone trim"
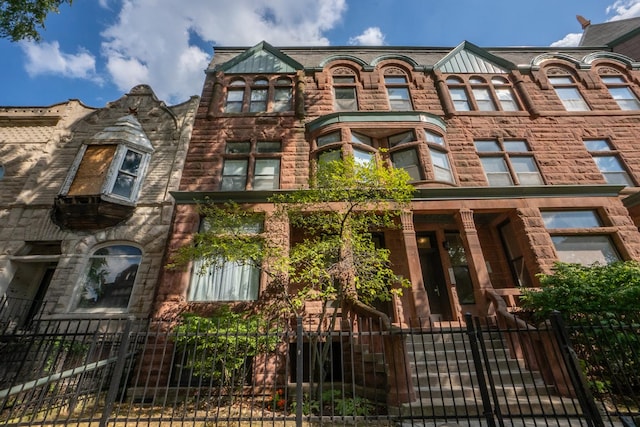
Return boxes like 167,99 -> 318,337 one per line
597,67 -> 640,110
332,67 -> 359,111
545,67 -> 590,111
383,67 -> 413,111
74,244 -> 142,311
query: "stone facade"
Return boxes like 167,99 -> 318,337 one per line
0,85 -> 198,323
157,40 -> 640,327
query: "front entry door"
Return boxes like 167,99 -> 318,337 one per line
417,233 -> 453,321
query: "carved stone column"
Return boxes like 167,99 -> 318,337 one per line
454,209 -> 492,316
400,210 -> 431,326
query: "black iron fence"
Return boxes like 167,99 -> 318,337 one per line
0,306 -> 638,426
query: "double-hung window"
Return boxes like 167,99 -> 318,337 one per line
548,76 -> 590,111
446,75 -> 520,112
425,130 -> 454,183
249,79 -> 269,112
542,210 -> 621,266
224,77 -> 293,113
221,141 -> 281,190
475,139 -> 543,186
600,75 -> 640,110
225,80 -> 246,113
385,75 -> 412,111
583,139 -> 633,186
273,78 -> 293,112
188,219 -> 263,302
333,75 -> 358,111
388,130 -> 422,181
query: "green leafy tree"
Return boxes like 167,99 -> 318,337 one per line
1,0 -> 72,42
170,156 -> 414,388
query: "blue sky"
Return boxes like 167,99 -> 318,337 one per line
2,0 -> 640,107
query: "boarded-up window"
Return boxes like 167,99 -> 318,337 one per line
68,145 -> 116,195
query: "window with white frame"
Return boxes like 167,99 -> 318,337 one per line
600,75 -> 640,110
314,127 -> 454,184
333,74 -> 358,111
221,141 -> 281,190
225,80 -> 246,113
273,78 -> 293,112
249,78 -> 269,112
384,74 -> 412,111
548,75 -> 590,111
387,130 -> 422,181
541,210 -> 621,266
110,148 -> 144,199
475,139 -> 543,186
224,77 -> 293,113
188,219 -> 262,302
446,75 -> 520,112
425,130 -> 454,183
583,139 -> 633,186
75,244 -> 141,311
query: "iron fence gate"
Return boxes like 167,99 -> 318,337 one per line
0,309 -> 638,426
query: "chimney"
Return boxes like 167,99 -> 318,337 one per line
577,15 -> 591,29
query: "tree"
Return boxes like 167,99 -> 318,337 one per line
169,156 -> 414,386
1,1 -> 72,42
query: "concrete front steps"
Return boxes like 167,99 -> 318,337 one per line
393,328 -> 584,419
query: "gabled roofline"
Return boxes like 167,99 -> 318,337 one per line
212,40 -> 304,73
433,40 -> 517,72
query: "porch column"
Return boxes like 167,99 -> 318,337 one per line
454,209 -> 493,316
400,210 -> 431,326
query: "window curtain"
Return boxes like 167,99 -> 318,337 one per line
188,258 -> 259,301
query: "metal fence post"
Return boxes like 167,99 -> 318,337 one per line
296,316 -> 303,426
549,311 -> 605,427
100,318 -> 134,427
465,313 -> 497,427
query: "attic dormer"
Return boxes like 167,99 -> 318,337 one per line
53,115 -> 153,230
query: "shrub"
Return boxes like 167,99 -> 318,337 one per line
173,307 -> 279,386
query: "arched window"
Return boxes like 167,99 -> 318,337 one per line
75,245 -> 142,311
446,75 -> 520,112
224,76 -> 294,113
273,77 -> 293,112
332,69 -> 358,111
598,72 -> 640,110
384,70 -> 412,111
546,70 -> 590,111
225,79 -> 246,113
250,78 -> 269,112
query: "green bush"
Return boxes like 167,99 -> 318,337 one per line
173,307 -> 279,386
521,261 -> 640,397
521,261 -> 640,319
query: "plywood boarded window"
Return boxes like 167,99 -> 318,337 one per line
68,145 -> 116,195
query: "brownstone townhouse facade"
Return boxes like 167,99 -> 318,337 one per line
155,39 -> 640,327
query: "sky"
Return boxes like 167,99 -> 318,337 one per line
2,0 -> 640,108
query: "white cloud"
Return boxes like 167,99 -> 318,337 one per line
348,27 -> 386,46
550,33 -> 583,47
99,0 -> 347,103
21,41 -> 102,83
551,0 -> 640,47
606,0 -> 640,20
